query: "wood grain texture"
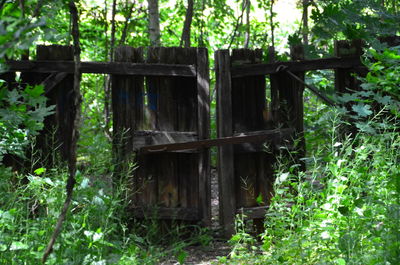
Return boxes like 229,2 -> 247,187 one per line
139,128 -> 294,153
231,49 -> 269,214
112,46 -> 144,171
6,60 -> 196,77
215,50 -> 235,237
137,47 -> 201,220
35,45 -> 74,166
334,40 -> 365,136
196,48 -> 211,226
231,56 -> 364,77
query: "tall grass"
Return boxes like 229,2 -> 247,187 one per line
224,112 -> 400,264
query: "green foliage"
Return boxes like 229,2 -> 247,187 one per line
0,84 -> 54,161
224,114 -> 400,264
336,45 -> 400,134
0,162 -> 211,264
311,0 -> 400,42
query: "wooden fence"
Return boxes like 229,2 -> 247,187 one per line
215,47 -> 304,237
3,35 -> 399,237
111,46 -> 211,225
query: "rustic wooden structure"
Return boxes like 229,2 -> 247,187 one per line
3,36 -> 398,236
111,46 -> 211,225
215,48 -> 306,237
2,45 -> 75,168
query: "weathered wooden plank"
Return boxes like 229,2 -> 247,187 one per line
196,48 -> 211,226
6,60 -> 196,77
130,207 -> 199,220
334,40 -> 365,136
215,50 -> 235,238
42,72 -> 68,95
231,49 -> 266,220
145,47 -> 199,216
334,40 -> 364,94
231,56 -> 364,77
290,45 -> 306,169
112,46 -> 144,169
132,130 -> 198,149
139,128 -> 293,153
236,206 -> 269,219
34,45 -> 74,166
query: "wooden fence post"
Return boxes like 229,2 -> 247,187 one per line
112,46 -> 144,176
197,48 -> 211,226
269,45 -> 305,169
35,45 -> 74,166
334,39 -> 364,136
230,49 -> 270,233
215,50 -> 235,237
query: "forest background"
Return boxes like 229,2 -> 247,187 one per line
0,0 -> 400,264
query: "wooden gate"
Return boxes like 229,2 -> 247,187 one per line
112,46 -> 211,225
215,48 -> 303,237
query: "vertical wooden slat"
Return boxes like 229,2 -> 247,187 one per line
269,45 -> 305,168
112,46 -> 144,164
231,49 -> 269,234
334,40 -> 364,95
231,49 -> 266,210
196,48 -> 211,225
112,46 -> 145,207
290,45 -> 306,166
334,40 -> 364,136
145,47 -> 199,214
215,50 -> 235,237
35,45 -> 74,166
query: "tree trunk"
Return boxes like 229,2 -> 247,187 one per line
302,0 -> 309,46
120,1 -> 135,45
244,0 -> 250,48
110,0 -> 117,61
148,0 -> 160,46
180,0 -> 194,48
270,0 -> 275,49
42,1 -> 81,262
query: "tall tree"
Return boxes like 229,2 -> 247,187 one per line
270,0 -> 275,49
120,0 -> 135,45
244,0 -> 250,48
302,0 -> 309,45
180,0 -> 194,47
148,0 -> 160,46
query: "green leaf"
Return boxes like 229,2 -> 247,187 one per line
336,258 -> 346,265
10,241 -> 29,251
6,89 -> 20,104
352,104 -> 372,117
34,167 -> 46,175
256,193 -> 264,205
24,85 -> 45,98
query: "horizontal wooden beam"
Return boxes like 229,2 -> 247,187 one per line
140,128 -> 294,154
231,57 -> 365,77
6,60 -> 197,77
236,206 -> 269,219
130,207 -> 199,220
133,130 -> 198,151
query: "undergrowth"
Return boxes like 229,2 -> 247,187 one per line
222,112 -> 400,265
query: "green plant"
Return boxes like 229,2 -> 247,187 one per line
0,84 -> 54,161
